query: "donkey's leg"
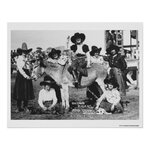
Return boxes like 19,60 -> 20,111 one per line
61,84 -> 70,109
60,88 -> 65,108
64,86 -> 70,109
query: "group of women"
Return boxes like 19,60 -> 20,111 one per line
13,32 -> 127,114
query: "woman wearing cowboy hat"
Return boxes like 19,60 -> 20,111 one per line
95,77 -> 123,114
48,48 -> 61,61
13,42 -> 35,113
68,32 -> 91,88
47,48 -> 70,67
90,46 -> 104,64
38,75 -> 58,111
106,45 -> 127,98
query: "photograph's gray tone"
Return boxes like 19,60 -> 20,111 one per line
8,23 -> 143,127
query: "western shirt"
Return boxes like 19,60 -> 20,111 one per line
38,89 -> 57,108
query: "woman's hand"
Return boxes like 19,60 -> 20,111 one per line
107,67 -> 111,74
47,106 -> 53,111
87,63 -> 91,68
42,107 -> 47,111
111,104 -> 115,111
25,75 -> 31,79
95,106 -> 99,111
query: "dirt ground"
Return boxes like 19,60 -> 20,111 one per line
11,73 -> 139,120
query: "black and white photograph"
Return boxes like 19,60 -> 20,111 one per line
8,23 -> 143,127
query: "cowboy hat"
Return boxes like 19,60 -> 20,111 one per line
106,45 -> 120,55
90,46 -> 102,56
48,48 -> 61,59
40,75 -> 55,86
71,32 -> 86,44
17,42 -> 32,54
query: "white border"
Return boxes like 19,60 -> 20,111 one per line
7,22 -> 143,128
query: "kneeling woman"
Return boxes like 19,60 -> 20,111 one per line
38,75 -> 58,111
95,77 -> 123,113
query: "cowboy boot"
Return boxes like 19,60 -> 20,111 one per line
71,70 -> 76,81
77,73 -> 82,88
71,70 -> 79,88
15,100 -> 24,113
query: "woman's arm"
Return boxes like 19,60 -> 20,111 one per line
58,56 -> 68,65
95,93 -> 106,110
48,90 -> 57,109
86,52 -> 91,67
17,57 -> 30,79
38,90 -> 47,110
90,56 -> 94,64
113,90 -> 121,105
99,56 -> 104,64
96,78 -> 106,93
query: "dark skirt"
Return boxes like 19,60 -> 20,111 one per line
13,69 -> 35,101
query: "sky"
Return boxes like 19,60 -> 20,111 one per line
11,30 -> 106,54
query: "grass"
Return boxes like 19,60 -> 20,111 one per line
11,73 -> 139,120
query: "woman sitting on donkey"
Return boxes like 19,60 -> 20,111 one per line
68,32 -> 91,88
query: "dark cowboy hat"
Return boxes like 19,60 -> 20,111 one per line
106,45 -> 120,55
90,46 -> 102,56
17,42 -> 32,54
104,77 -> 119,88
71,32 -> 86,44
40,75 -> 55,86
48,48 -> 61,59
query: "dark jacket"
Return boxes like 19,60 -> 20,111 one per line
108,54 -> 127,71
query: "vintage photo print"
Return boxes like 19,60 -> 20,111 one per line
8,23 -> 143,127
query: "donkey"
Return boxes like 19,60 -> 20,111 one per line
31,55 -> 108,110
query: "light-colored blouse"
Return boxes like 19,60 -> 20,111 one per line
104,89 -> 121,104
90,56 -> 104,64
96,88 -> 121,107
76,45 -> 85,54
38,88 -> 57,109
47,55 -> 68,65
16,55 -> 29,78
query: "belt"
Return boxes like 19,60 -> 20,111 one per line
76,53 -> 86,57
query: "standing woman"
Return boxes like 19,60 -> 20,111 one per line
13,43 -> 35,113
106,45 -> 127,98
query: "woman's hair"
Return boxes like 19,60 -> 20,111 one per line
17,50 -> 23,55
44,84 -> 51,87
104,77 -> 119,89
